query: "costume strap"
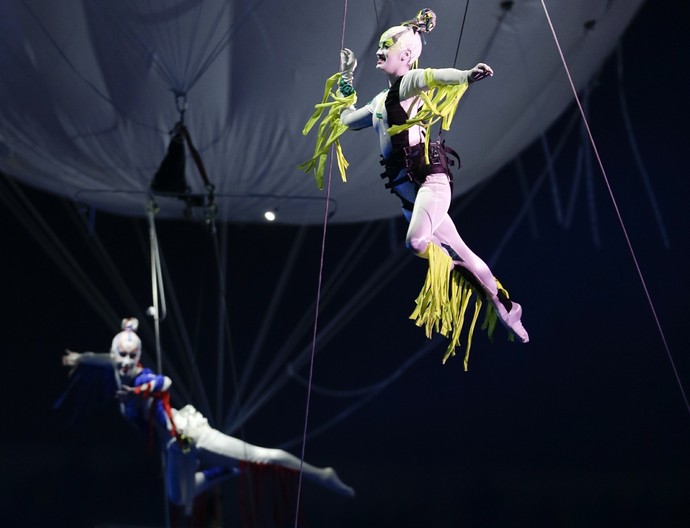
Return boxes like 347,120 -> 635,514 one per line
299,72 -> 357,189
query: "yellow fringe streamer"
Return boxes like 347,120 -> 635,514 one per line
388,69 -> 469,164
411,243 -> 511,370
409,242 -> 454,339
298,72 -> 357,190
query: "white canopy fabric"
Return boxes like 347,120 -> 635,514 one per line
0,0 -> 643,224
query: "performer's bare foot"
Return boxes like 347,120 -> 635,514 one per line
323,467 -> 355,497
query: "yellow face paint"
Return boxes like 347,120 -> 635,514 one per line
377,27 -> 408,52
378,37 -> 394,50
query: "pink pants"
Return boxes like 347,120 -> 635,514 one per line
404,173 -> 498,297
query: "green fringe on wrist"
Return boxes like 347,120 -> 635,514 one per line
299,72 -> 357,189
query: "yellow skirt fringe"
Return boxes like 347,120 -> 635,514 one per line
410,243 -> 501,370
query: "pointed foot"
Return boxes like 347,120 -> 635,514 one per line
494,299 -> 529,343
324,467 -> 355,498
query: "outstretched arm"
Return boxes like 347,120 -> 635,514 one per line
340,105 -> 373,130
428,63 -> 493,84
467,62 -> 494,82
56,349 -> 121,418
400,63 -> 494,98
63,349 -> 115,371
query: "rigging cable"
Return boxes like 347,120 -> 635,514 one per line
170,92 -> 258,520
229,222 -> 382,432
452,0 -> 471,68
147,204 -> 168,373
281,339 -> 434,450
615,44 -> 670,249
539,0 -> 690,417
207,220 -> 260,528
0,174 -> 120,328
61,202 -> 196,397
224,227 -> 310,430
294,1 -> 349,525
146,203 -> 171,528
488,106 -> 582,265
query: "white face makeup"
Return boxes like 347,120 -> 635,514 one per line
110,330 -> 141,377
376,45 -> 406,75
376,27 -> 408,73
375,26 -> 421,77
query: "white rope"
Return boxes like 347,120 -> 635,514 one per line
147,204 -> 167,372
539,0 -> 690,417
145,203 -> 171,528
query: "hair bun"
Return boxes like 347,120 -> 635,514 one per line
405,8 -> 436,34
121,317 -> 139,332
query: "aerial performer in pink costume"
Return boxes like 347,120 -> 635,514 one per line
59,318 -> 354,517
301,8 -> 528,368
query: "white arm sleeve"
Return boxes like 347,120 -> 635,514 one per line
340,105 -> 373,130
70,352 -> 116,367
428,68 -> 471,86
399,68 -> 471,99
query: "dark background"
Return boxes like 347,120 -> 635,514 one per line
2,2 -> 689,527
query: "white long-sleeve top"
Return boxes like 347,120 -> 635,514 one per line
340,68 -> 471,161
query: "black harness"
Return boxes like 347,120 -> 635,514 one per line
402,137 -> 461,186
379,78 -> 462,211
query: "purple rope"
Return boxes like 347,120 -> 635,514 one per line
539,0 -> 690,417
294,1 -> 349,525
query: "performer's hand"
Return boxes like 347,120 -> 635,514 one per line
62,349 -> 81,367
340,48 -> 357,83
469,63 -> 493,82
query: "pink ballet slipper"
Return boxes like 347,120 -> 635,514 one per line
493,297 -> 529,343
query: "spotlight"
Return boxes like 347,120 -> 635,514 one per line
264,210 -> 277,222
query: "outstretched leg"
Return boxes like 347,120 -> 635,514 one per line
170,405 -> 354,497
190,424 -> 354,497
406,174 -> 528,342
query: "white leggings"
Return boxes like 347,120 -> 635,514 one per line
404,173 -> 498,297
165,405 -> 353,511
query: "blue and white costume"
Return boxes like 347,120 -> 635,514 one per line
62,319 -> 354,516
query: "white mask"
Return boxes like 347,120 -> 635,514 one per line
375,9 -> 436,71
110,318 -> 141,377
376,26 -> 420,73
